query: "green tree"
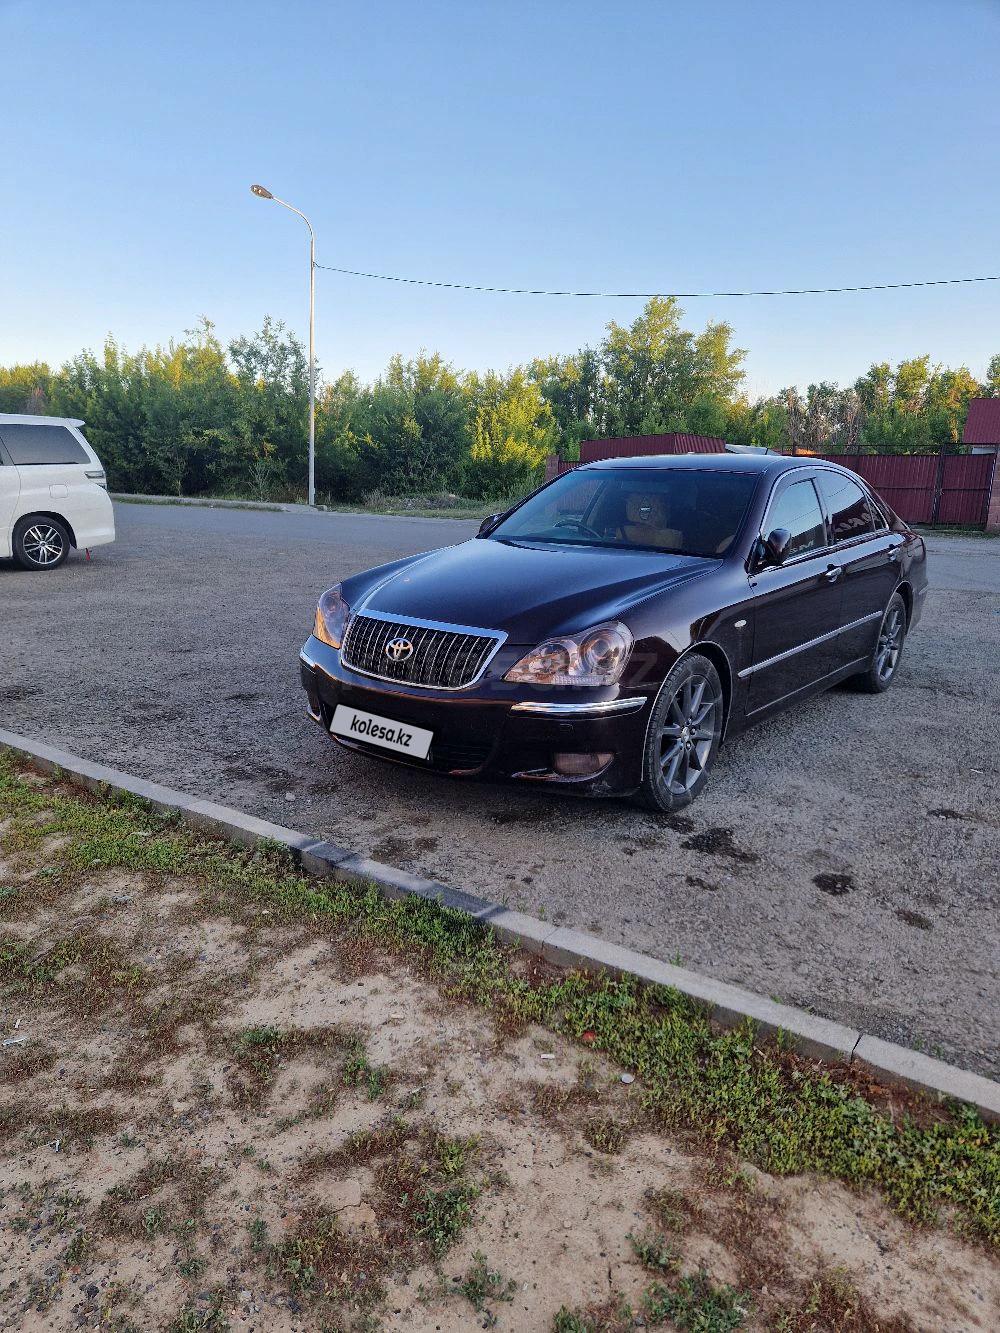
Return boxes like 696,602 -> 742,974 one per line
597,297 -> 745,436
228,317 -> 309,494
316,369 -> 364,499
0,362 -> 52,413
529,348 -> 601,458
466,368 -> 553,497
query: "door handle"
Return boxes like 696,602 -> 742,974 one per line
822,565 -> 842,583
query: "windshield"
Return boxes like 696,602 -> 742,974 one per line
491,467 -> 758,558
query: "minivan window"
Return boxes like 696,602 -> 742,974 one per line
815,471 -> 875,544
765,478 -> 826,557
0,423 -> 89,466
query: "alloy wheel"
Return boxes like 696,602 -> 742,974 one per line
875,605 -> 904,683
22,524 -> 65,567
659,675 -> 718,796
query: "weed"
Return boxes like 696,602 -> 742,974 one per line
341,1038 -> 388,1100
457,1250 -> 516,1321
584,1114 -> 627,1154
645,1185 -> 694,1233
551,1297 -> 634,1332
415,1181 -> 479,1257
248,1217 -> 268,1252
629,1229 -> 677,1274
169,1295 -> 229,1332
643,1271 -> 751,1331
269,1210 -> 384,1306
773,1270 -> 916,1332
432,1132 -> 478,1178
63,1228 -> 94,1266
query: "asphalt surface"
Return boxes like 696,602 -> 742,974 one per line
2,502 -> 998,1078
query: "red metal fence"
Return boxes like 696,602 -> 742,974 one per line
783,452 -> 996,527
579,433 -> 728,462
545,441 -> 998,528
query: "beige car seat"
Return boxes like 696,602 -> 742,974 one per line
621,492 -> 684,549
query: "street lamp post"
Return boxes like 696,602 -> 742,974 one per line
250,184 -> 316,506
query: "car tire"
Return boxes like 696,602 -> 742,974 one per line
849,591 -> 907,694
12,515 -> 71,571
637,652 -> 724,813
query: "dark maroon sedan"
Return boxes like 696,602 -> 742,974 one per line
300,454 -> 927,811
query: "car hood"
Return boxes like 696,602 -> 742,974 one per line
356,537 -> 714,642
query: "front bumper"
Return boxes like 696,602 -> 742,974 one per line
299,635 -> 650,794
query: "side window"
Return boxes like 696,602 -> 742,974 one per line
815,472 -> 876,544
765,478 -> 827,558
0,423 -> 89,466
867,494 -> 889,531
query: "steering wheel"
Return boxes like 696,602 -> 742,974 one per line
553,517 -> 603,540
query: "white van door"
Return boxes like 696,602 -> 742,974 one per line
0,442 -> 20,557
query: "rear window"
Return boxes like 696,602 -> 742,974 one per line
0,423 -> 89,466
815,471 -> 875,544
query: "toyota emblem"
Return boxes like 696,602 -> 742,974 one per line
385,636 -> 414,663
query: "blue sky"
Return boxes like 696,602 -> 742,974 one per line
3,0 -> 998,396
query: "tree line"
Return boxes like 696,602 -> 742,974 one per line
1,299 -> 996,503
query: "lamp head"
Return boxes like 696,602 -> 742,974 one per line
250,183 -> 274,200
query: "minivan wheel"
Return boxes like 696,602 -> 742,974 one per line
12,516 -> 71,571
637,653 -> 724,813
850,591 -> 907,693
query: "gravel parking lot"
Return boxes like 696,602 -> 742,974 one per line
2,501 -> 998,1078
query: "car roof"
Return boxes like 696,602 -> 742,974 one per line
580,451 -> 812,476
0,410 -> 86,426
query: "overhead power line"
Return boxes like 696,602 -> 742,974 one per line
314,263 -> 1000,299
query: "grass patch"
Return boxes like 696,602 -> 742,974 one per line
227,1023 -> 346,1107
456,1250 -> 516,1321
341,1037 -> 389,1100
642,1272 -> 750,1330
584,1113 -> 628,1155
1,752 -> 997,1247
629,1228 -> 678,1275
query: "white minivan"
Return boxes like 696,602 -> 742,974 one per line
0,415 -> 115,570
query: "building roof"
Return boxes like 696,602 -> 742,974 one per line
963,398 -> 1000,446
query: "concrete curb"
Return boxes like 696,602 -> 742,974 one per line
2,728 -> 997,1123
110,493 -> 480,525
111,493 -> 291,514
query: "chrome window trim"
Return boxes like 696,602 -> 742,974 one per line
737,609 -> 882,680
341,609 -> 507,691
510,696 -> 648,717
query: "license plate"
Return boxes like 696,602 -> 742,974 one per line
330,704 -> 433,760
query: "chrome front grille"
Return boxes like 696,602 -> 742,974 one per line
341,612 -> 503,689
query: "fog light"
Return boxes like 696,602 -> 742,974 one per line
552,752 -> 614,777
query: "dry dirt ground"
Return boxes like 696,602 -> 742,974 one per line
1,765 -> 998,1332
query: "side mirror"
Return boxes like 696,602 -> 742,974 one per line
477,513 -> 501,538
762,527 -> 792,566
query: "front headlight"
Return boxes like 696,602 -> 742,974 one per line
504,621 -> 633,686
313,584 -> 350,649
